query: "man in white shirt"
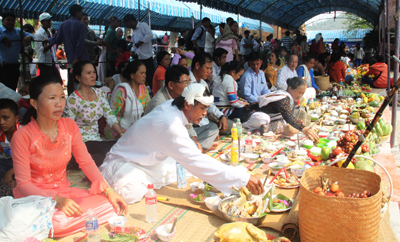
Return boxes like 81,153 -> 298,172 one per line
192,17 -> 211,54
189,52 -> 229,135
276,53 -> 299,90
123,14 -> 155,90
100,84 -> 264,204
34,12 -> 59,78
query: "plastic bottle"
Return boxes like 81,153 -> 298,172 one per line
176,163 -> 187,189
145,184 -> 158,223
244,132 -> 253,153
86,209 -> 100,242
236,119 -> 243,137
338,86 -> 343,97
340,79 -> 343,86
230,140 -> 239,166
231,123 -> 238,141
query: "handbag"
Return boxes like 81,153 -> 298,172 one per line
0,195 -> 56,241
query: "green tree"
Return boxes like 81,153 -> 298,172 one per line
343,13 -> 373,37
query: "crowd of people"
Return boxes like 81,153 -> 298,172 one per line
0,4 -> 388,238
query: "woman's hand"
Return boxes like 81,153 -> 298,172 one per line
55,196 -> 83,217
106,190 -> 128,216
302,127 -> 319,142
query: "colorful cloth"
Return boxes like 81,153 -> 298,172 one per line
104,84 -> 149,140
11,118 -> 115,237
213,74 -> 244,116
115,51 -> 130,69
264,64 -> 280,87
63,88 -> 118,142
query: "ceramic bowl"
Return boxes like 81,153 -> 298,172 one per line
318,132 -> 329,138
156,224 -> 176,242
268,162 -> 282,174
336,119 -> 346,125
302,140 -> 314,149
108,216 -> 127,233
294,149 -> 307,156
205,196 -> 221,211
285,141 -> 296,148
260,153 -> 274,164
277,157 -> 291,166
290,165 -> 306,176
243,153 -> 259,163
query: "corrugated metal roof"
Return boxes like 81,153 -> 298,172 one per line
177,0 -> 381,30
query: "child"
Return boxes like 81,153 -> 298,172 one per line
0,99 -> 21,196
291,40 -> 302,57
115,39 -> 131,71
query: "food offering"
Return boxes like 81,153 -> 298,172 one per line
214,222 -> 291,242
271,174 -> 300,189
270,194 -> 293,213
189,189 -> 217,203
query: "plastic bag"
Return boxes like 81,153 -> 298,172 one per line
0,196 -> 56,241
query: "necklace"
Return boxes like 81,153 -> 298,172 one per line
43,125 -> 59,142
80,89 -> 95,101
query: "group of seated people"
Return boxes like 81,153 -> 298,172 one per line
7,40 -> 387,238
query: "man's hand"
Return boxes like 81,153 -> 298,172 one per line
2,36 -> 11,48
22,36 -> 32,46
135,41 -> 143,48
218,116 -> 228,132
192,136 -> 203,153
95,40 -> 103,46
55,196 -> 84,217
246,175 -> 264,195
42,39 -> 49,47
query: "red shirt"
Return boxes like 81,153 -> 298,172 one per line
328,61 -> 346,83
115,51 -> 131,69
364,63 -> 389,88
0,122 -> 22,143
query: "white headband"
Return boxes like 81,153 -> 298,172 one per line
181,83 -> 214,106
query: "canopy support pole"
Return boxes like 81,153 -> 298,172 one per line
237,14 -> 240,35
148,9 -> 151,29
138,0 -> 141,22
200,0 -> 203,20
391,0 -> 400,148
259,18 -> 262,40
192,16 -> 194,29
19,0 -> 26,84
387,0 -> 391,94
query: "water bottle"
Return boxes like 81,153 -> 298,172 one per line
236,119 -> 243,137
244,132 -> 253,153
231,123 -> 238,141
86,209 -> 100,242
176,163 -> 187,189
340,79 -> 343,86
230,140 -> 239,166
145,184 -> 158,223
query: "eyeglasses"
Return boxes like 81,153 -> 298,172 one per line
176,80 -> 190,85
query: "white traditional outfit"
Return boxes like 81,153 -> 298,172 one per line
276,65 -> 298,90
100,84 -> 249,204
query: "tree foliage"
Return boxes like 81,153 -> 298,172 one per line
343,12 -> 373,36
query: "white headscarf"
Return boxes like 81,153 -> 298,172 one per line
181,83 -> 214,106
315,33 -> 322,43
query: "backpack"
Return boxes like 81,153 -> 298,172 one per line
185,26 -> 204,51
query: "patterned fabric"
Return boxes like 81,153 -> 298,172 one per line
291,45 -> 302,56
264,118 -> 286,134
115,51 -> 130,69
104,84 -> 149,140
258,96 -> 304,131
63,88 -> 118,142
0,179 -> 12,197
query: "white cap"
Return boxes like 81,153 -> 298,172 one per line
181,83 -> 214,106
39,12 -> 52,22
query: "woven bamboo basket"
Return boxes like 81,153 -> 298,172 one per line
299,165 -> 382,242
314,75 -> 330,91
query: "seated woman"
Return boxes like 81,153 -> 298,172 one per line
212,60 -> 245,120
297,55 -> 321,94
264,51 -> 281,89
107,61 -> 129,91
152,51 -> 171,95
362,55 -> 390,88
254,77 -> 319,141
11,74 -> 127,238
314,52 -> 330,76
104,61 -> 150,140
63,61 -> 124,167
327,52 -> 346,83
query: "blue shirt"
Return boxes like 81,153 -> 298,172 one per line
297,66 -> 319,90
49,17 -> 88,64
240,68 -> 271,103
191,26 -> 206,48
0,26 -> 33,64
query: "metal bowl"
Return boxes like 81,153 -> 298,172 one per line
217,196 -> 265,226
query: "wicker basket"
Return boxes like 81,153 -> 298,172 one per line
314,75 -> 330,91
299,166 -> 382,242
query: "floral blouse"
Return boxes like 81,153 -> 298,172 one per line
259,97 -> 305,131
63,88 -> 118,142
